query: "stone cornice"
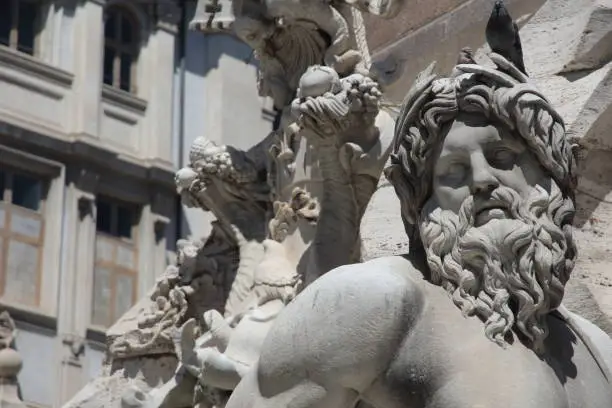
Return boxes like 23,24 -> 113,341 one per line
0,46 -> 73,87
0,144 -> 63,177
0,120 -> 177,194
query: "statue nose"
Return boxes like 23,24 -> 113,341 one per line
470,156 -> 499,195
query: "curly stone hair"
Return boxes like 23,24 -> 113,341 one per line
385,59 -> 578,250
384,58 -> 580,351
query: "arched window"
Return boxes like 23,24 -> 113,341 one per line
103,5 -> 139,93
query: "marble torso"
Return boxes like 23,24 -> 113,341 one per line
257,256 -> 612,408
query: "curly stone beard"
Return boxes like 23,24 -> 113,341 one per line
419,182 -> 574,352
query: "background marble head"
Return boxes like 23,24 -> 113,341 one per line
385,57 -> 580,350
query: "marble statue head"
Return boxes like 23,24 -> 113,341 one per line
386,60 -> 578,352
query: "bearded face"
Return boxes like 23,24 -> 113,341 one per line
417,114 -> 574,352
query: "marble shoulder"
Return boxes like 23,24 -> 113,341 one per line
347,254 -> 427,283
311,255 -> 428,300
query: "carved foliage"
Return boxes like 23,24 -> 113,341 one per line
108,223 -> 237,360
269,187 -> 320,242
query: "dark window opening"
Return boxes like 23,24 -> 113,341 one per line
104,11 -> 116,38
0,171 -> 5,201
119,52 -> 132,91
0,0 -> 40,56
116,205 -> 133,239
12,173 -> 42,211
17,1 -> 37,54
103,46 -> 115,86
0,2 -> 13,47
96,199 -> 112,234
120,15 -> 132,44
103,6 -> 139,93
96,197 -> 137,239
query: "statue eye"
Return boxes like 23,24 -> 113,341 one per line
438,162 -> 467,184
489,148 -> 516,168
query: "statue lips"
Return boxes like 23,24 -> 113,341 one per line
473,199 -> 509,226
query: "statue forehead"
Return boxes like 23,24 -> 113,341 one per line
439,114 -> 524,156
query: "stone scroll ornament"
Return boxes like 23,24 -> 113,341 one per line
110,0 -> 403,407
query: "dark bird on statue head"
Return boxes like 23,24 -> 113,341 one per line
485,0 -> 527,75
457,47 -> 476,65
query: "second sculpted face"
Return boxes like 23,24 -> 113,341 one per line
428,114 -> 550,226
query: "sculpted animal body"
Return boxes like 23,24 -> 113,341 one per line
223,58 -> 612,408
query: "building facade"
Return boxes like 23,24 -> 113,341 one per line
0,0 -> 273,407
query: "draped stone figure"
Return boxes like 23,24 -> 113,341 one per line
219,55 -> 612,408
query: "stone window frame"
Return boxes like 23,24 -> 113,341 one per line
0,145 -> 63,325
91,195 -> 140,329
84,173 -> 174,340
0,0 -> 46,57
0,169 -> 47,308
102,3 -> 141,94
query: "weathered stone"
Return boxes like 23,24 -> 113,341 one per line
364,0 -> 468,51
370,0 -> 545,102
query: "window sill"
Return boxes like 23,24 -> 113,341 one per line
0,46 -> 73,87
0,300 -> 57,332
101,84 -> 147,113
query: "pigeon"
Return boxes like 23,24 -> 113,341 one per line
485,0 -> 527,75
457,47 -> 476,65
